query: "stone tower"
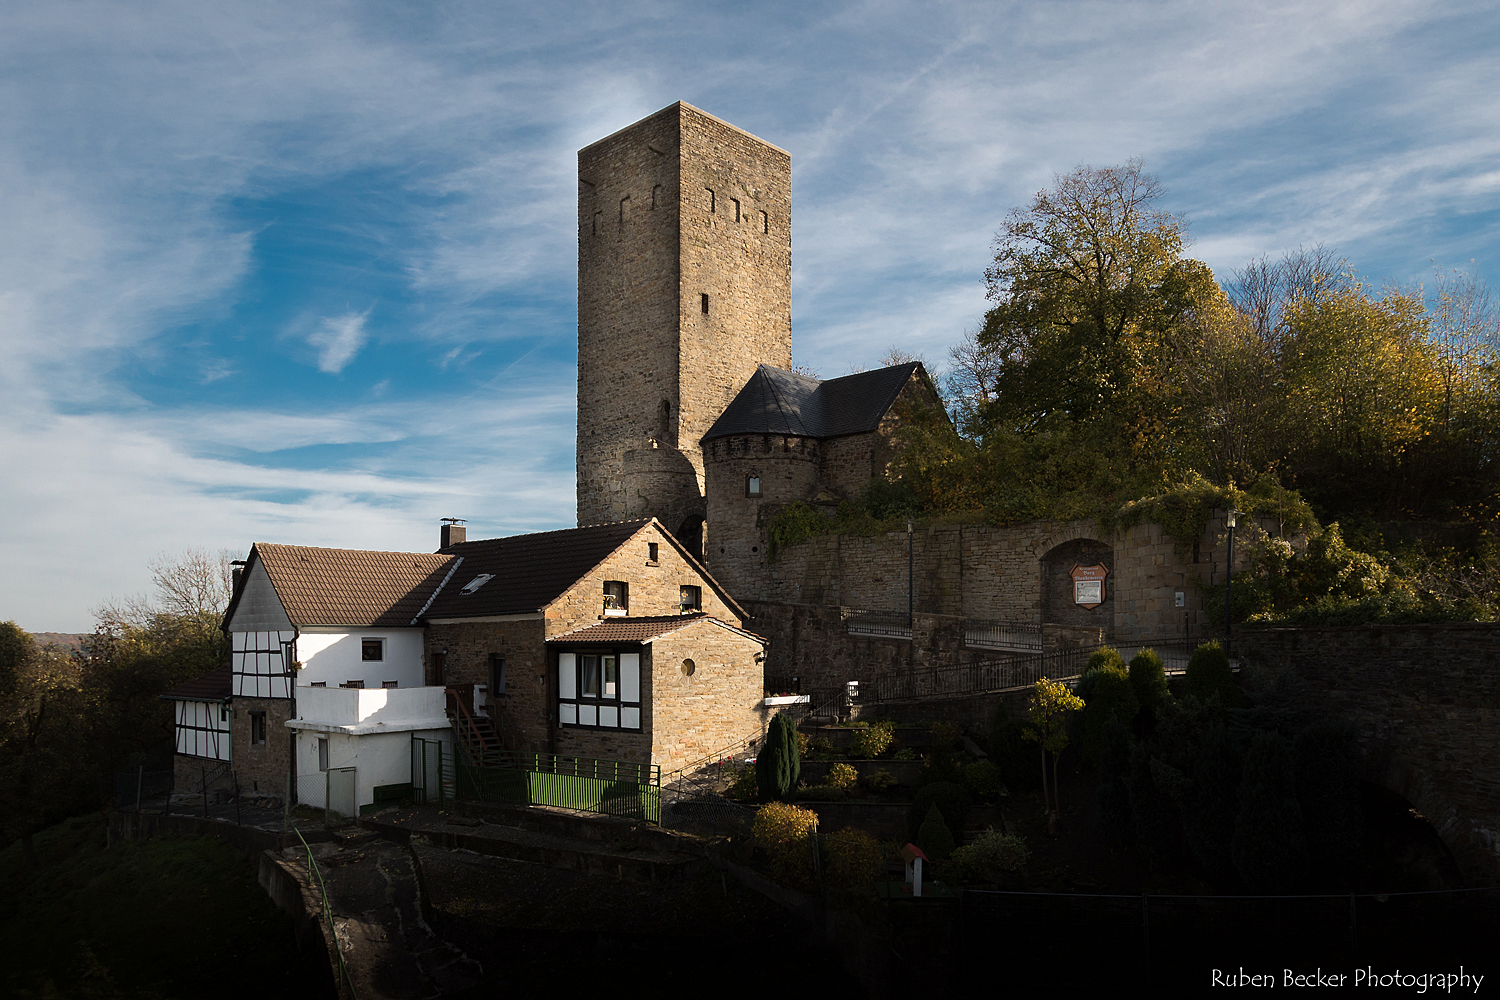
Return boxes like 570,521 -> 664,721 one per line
576,102 -> 792,554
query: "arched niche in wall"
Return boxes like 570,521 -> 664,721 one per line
1040,537 -> 1114,633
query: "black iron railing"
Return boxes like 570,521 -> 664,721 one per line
843,608 -> 913,638
963,619 -> 1044,652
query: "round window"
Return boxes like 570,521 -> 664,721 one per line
681,658 -> 696,677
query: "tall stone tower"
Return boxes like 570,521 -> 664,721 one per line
576,102 -> 792,554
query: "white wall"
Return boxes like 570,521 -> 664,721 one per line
296,628 -> 425,690
174,699 -> 231,761
294,685 -> 446,726
293,727 -> 451,811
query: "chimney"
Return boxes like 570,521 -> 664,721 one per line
440,518 -> 467,551
230,560 -> 247,592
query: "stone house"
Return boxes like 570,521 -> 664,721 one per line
422,517 -> 768,773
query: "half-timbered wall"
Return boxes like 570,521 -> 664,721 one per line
174,699 -> 231,761
231,629 -> 296,699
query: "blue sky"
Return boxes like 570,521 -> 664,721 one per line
3,0 -> 1498,631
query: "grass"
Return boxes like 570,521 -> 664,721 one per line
0,815 -> 329,999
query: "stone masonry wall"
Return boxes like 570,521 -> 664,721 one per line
1235,624 -> 1500,882
422,618 -> 551,753
703,432 -> 820,599
232,695 -> 293,798
644,624 -> 768,773
577,103 -> 791,529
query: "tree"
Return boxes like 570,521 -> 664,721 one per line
1022,677 -> 1084,834
756,712 -> 801,802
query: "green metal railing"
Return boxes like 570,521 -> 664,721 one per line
411,737 -> 661,823
294,826 -> 357,999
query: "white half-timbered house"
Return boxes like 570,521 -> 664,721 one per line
162,664 -> 232,796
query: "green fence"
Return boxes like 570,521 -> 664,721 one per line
411,737 -> 660,823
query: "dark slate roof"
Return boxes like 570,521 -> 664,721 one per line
701,362 -> 923,442
160,664 -> 231,702
547,613 -> 766,646
421,520 -> 652,620
254,544 -> 456,627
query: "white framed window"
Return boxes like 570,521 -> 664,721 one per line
361,638 -> 385,662
603,581 -> 628,616
557,650 -> 641,730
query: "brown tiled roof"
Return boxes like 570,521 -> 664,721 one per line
421,520 -> 652,619
160,664 -> 231,702
548,613 -> 767,646
255,543 -> 457,627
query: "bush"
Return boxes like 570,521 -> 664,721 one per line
1183,640 -> 1238,706
930,721 -> 963,750
823,827 -> 886,887
960,759 -> 1003,798
908,781 -> 972,841
947,828 -> 1029,883
1086,647 -> 1127,674
916,803 -> 956,860
865,770 -> 898,792
893,748 -> 919,761
1080,665 -> 1139,764
827,762 -> 858,789
756,713 -> 801,802
988,702 -> 1040,791
726,764 -> 758,802
1128,648 -> 1170,707
753,802 -> 820,885
852,719 -> 896,758
797,785 -> 850,801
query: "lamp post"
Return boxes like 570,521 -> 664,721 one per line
1224,509 -> 1238,650
907,516 -> 915,631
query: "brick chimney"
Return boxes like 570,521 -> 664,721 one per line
440,518 -> 467,551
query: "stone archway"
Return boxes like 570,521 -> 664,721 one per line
1040,537 -> 1114,636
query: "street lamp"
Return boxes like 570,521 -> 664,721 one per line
907,516 -> 914,630
1224,509 -> 1238,650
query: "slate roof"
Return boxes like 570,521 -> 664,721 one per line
254,544 -> 456,627
548,613 -> 767,646
701,362 -> 924,443
421,520 -> 653,620
160,664 -> 231,702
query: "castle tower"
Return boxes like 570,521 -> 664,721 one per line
576,102 -> 792,553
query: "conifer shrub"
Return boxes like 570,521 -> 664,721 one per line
1080,665 -> 1139,764
1183,640 -> 1238,706
908,781 -> 972,841
756,712 -> 801,802
823,826 -> 886,887
752,802 -> 819,885
1232,731 -> 1309,892
948,827 -> 1029,883
851,719 -> 896,758
916,803 -> 956,860
1128,648 -> 1170,707
1086,647 -> 1127,675
827,762 -> 858,789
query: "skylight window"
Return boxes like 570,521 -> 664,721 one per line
460,574 -> 495,595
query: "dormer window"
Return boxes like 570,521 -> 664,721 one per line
603,581 -> 628,616
460,574 -> 494,595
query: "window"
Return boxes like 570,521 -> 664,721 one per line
647,542 -> 659,563
460,574 -> 494,595
318,738 -> 329,772
382,680 -> 398,689
701,292 -> 709,314
731,197 -> 741,222
432,650 -> 446,686
361,639 -> 384,662
760,209 -> 769,234
619,195 -> 629,223
250,712 -> 267,745
603,581 -> 628,616
680,585 -> 701,612
489,654 -> 506,696
557,650 -> 642,730
705,187 -> 715,213
342,680 -> 365,689
310,681 -> 326,688
746,476 -> 761,497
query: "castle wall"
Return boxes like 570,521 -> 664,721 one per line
703,432 -> 820,599
577,103 -> 791,531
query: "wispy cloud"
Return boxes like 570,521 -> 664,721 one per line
308,309 -> 372,374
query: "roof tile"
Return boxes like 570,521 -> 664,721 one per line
255,544 -> 455,627
548,613 -> 766,645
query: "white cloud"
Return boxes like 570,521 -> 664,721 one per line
308,310 -> 372,374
